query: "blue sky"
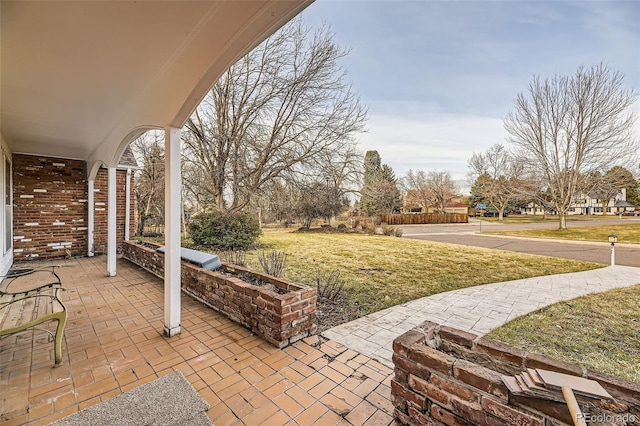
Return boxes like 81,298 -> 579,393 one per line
300,0 -> 640,192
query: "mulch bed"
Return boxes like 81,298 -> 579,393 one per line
316,297 -> 364,334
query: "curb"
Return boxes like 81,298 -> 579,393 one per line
475,233 -> 639,248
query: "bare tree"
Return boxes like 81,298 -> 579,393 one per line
131,131 -> 165,235
403,170 -> 458,213
425,171 -> 458,213
402,169 -> 430,211
468,144 -> 521,220
294,181 -> 346,228
505,64 -> 638,229
585,166 -> 637,215
181,18 -> 367,213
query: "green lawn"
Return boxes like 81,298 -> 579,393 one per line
480,214 -> 634,224
173,229 -> 633,380
244,231 -> 601,314
484,223 -> 640,244
487,284 -> 640,382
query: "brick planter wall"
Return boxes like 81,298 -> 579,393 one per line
122,241 -> 318,348
392,321 -> 640,426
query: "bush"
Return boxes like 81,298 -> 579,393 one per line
220,250 -> 247,266
257,250 -> 287,277
381,225 -> 394,236
189,211 -> 261,251
316,270 -> 345,301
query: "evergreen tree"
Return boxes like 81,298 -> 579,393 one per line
359,151 -> 402,215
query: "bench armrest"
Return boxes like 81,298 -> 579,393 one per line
1,266 -> 62,295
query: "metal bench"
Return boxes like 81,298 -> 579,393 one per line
156,247 -> 221,271
1,266 -> 62,295
0,267 -> 67,367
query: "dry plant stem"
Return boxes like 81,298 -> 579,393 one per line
257,250 -> 287,277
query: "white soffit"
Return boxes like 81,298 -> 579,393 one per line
1,0 -> 311,166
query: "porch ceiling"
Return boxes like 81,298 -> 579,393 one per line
0,0 -> 311,168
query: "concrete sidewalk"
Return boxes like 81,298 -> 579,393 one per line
322,265 -> 640,367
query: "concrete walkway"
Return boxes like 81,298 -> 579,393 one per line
322,265 -> 640,367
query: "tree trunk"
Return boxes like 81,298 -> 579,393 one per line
137,215 -> 147,236
558,213 -> 567,230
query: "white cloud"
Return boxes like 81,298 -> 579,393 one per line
356,101 -> 506,192
302,0 -> 640,189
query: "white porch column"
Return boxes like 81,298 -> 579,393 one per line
107,167 -> 117,276
87,179 -> 95,257
164,127 -> 181,337
125,168 -> 131,241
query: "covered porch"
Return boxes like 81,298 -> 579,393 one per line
1,0 -> 313,338
1,257 -> 394,425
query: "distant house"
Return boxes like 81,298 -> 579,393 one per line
402,191 -> 468,214
522,188 -> 635,215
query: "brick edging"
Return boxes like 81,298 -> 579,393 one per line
392,321 -> 639,425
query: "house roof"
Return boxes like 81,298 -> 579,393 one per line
118,146 -> 139,170
1,1 -> 311,177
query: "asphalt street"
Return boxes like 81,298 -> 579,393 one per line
400,217 -> 640,267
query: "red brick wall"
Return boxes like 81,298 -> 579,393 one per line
122,240 -> 318,348
93,168 -> 134,254
12,155 -> 88,259
13,154 -> 135,260
392,321 -> 640,425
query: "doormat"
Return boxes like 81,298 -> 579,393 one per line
49,371 -> 213,425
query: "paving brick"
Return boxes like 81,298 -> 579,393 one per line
294,401 -> 330,425
285,386 -> 317,408
309,377 -> 339,399
345,400 -> 378,425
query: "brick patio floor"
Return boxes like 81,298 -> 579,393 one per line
0,257 -> 395,426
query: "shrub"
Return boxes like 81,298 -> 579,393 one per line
257,250 -> 287,277
381,225 -> 394,236
393,227 -> 404,237
189,211 -> 261,251
316,270 -> 345,301
220,250 -> 247,266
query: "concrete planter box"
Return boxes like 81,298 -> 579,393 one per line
122,240 -> 317,348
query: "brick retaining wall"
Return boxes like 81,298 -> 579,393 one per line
392,321 -> 639,425
122,241 -> 318,348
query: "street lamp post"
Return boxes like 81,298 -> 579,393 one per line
608,234 -> 618,266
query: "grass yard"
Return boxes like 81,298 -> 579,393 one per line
479,215 -> 619,224
245,231 -> 601,314
486,284 -> 640,382
485,223 -> 640,244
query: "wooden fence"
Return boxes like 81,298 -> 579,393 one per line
378,213 -> 468,225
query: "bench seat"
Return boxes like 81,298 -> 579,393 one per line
0,287 -> 67,366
